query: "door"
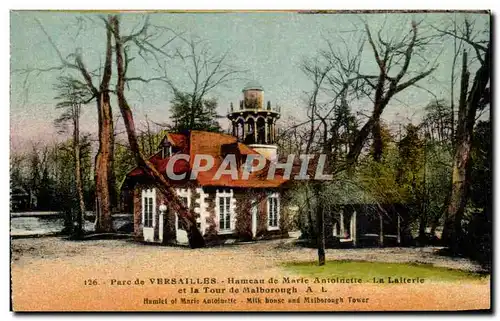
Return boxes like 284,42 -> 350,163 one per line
251,199 -> 258,238
142,189 -> 156,242
175,192 -> 190,244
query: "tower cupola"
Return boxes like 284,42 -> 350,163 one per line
227,82 -> 281,161
242,81 -> 264,110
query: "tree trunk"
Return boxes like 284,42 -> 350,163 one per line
304,186 -> 315,239
93,17 -> 115,233
372,118 -> 383,162
314,183 -> 325,266
93,93 -> 115,233
444,142 -> 471,250
379,213 -> 384,247
443,44 -> 490,252
317,189 -> 326,265
73,108 -> 85,238
111,16 -> 204,248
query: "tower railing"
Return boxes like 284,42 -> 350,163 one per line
228,101 -> 281,114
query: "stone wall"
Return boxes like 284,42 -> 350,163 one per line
133,185 -> 289,245
133,186 -> 142,240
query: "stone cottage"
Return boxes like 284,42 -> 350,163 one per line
122,130 -> 291,245
122,82 -> 292,245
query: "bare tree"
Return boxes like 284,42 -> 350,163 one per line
109,15 -> 206,248
276,117 -> 311,156
151,36 -> 245,131
301,56 -> 334,155
296,18 -> 437,265
347,20 -> 436,165
448,17 -> 464,145
17,16 -> 116,232
436,17 -> 491,251
421,99 -> 454,143
299,57 -> 335,265
299,39 -> 365,265
54,76 -> 89,238
135,115 -> 165,156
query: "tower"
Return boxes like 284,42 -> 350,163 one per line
227,82 -> 281,161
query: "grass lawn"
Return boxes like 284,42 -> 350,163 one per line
283,260 -> 488,283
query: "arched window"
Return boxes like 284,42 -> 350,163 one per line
267,119 -> 274,143
236,119 -> 245,141
257,118 -> 266,144
245,118 -> 256,144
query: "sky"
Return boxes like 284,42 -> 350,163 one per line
10,11 -> 490,151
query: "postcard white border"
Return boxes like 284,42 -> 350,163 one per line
2,1 -> 497,321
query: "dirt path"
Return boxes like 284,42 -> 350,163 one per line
11,237 -> 490,311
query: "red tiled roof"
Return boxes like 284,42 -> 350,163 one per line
125,131 -> 287,189
127,153 -> 190,177
167,133 -> 188,150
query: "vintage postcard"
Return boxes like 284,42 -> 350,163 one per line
10,10 -> 491,312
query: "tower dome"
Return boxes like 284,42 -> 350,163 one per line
242,81 -> 264,92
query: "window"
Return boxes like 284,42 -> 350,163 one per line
219,196 -> 231,231
216,189 -> 233,233
144,196 -> 154,228
162,145 -> 172,158
142,189 -> 156,228
268,193 -> 280,230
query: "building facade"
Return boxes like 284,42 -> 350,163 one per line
123,84 -> 290,245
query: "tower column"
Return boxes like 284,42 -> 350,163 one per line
267,121 -> 271,143
271,120 -> 275,144
254,118 -> 258,143
264,119 -> 269,144
270,121 -> 273,143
